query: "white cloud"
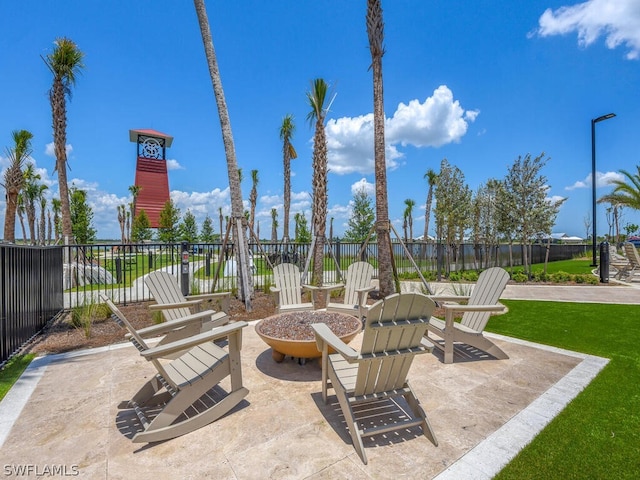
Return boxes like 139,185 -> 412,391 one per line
324,85 -> 476,176
350,178 -> 375,197
166,159 -> 184,170
565,171 -> 624,190
45,142 -> 73,157
536,0 -> 640,60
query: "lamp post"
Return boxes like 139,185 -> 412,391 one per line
591,113 -> 616,267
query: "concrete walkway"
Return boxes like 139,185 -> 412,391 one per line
2,282 -> 635,479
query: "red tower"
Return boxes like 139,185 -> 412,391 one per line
129,129 -> 173,228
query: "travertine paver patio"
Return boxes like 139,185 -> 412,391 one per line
0,312 -> 608,480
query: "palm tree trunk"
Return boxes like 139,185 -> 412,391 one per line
51,79 -> 74,244
368,0 -> 395,296
4,191 -> 18,242
194,0 -> 253,309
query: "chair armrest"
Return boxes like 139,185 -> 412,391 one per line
312,323 -> 359,362
304,283 -> 345,293
442,303 -> 506,329
429,295 -> 471,304
140,321 -> 248,360
134,309 -> 219,338
148,299 -> 203,311
186,291 -> 231,313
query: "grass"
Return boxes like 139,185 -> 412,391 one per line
0,354 -> 35,402
529,258 -> 594,275
489,300 -> 640,479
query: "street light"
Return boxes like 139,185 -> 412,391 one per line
591,112 -> 616,267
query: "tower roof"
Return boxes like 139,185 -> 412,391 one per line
129,129 -> 173,147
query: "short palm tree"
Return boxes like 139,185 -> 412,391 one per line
404,198 -> 415,241
423,168 -> 438,240
307,78 -> 329,287
249,169 -> 259,235
22,163 -> 41,244
2,129 -> 33,242
38,188 -> 48,245
599,165 -> 640,211
43,37 -> 84,244
280,114 -> 297,243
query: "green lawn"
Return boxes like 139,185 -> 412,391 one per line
529,258 -> 594,275
489,300 -> 640,479
0,354 -> 35,401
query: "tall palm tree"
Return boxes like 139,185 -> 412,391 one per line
3,129 -> 33,242
423,168 -> 438,241
279,114 -> 297,243
249,169 -> 259,235
43,37 -> 84,244
194,0 -> 253,308
404,198 -> 415,241
367,0 -> 394,296
598,166 -> 640,212
307,78 -> 329,288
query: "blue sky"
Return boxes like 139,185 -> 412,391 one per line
1,0 -> 639,241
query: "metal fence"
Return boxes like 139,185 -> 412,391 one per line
1,244 -> 63,365
61,241 -> 589,308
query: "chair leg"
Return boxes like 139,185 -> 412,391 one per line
403,383 -> 438,447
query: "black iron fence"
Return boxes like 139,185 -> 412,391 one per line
61,241 -> 589,308
1,244 -> 63,365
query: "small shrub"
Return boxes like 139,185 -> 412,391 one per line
152,310 -> 164,324
69,301 -> 100,338
550,271 -> 572,283
448,271 -> 461,282
512,272 -> 528,283
461,270 -> 479,282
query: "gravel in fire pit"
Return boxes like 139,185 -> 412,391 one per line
257,311 -> 361,341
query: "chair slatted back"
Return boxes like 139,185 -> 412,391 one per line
461,267 -> 510,332
624,243 -> 640,268
100,294 -> 174,387
145,271 -> 192,321
354,293 -> 435,397
273,263 -> 303,306
343,262 -> 374,306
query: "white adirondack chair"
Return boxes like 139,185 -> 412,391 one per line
426,267 -> 509,364
271,263 -> 314,313
312,292 -> 438,464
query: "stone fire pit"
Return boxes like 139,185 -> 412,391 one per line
255,310 -> 362,362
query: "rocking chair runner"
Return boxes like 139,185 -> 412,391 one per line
101,295 -> 248,444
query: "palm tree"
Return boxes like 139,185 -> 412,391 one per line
39,188 -> 48,245
2,129 -> 33,242
128,184 -> 141,218
194,0 -> 253,308
271,208 -> 278,242
43,37 -> 84,244
16,194 -> 27,244
367,0 -> 394,296
280,114 -> 297,243
117,204 -> 126,243
249,169 -> 259,235
22,163 -> 41,244
307,78 -> 329,288
404,198 -> 415,241
423,168 -> 438,241
599,166 -> 640,212
51,198 -> 61,243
